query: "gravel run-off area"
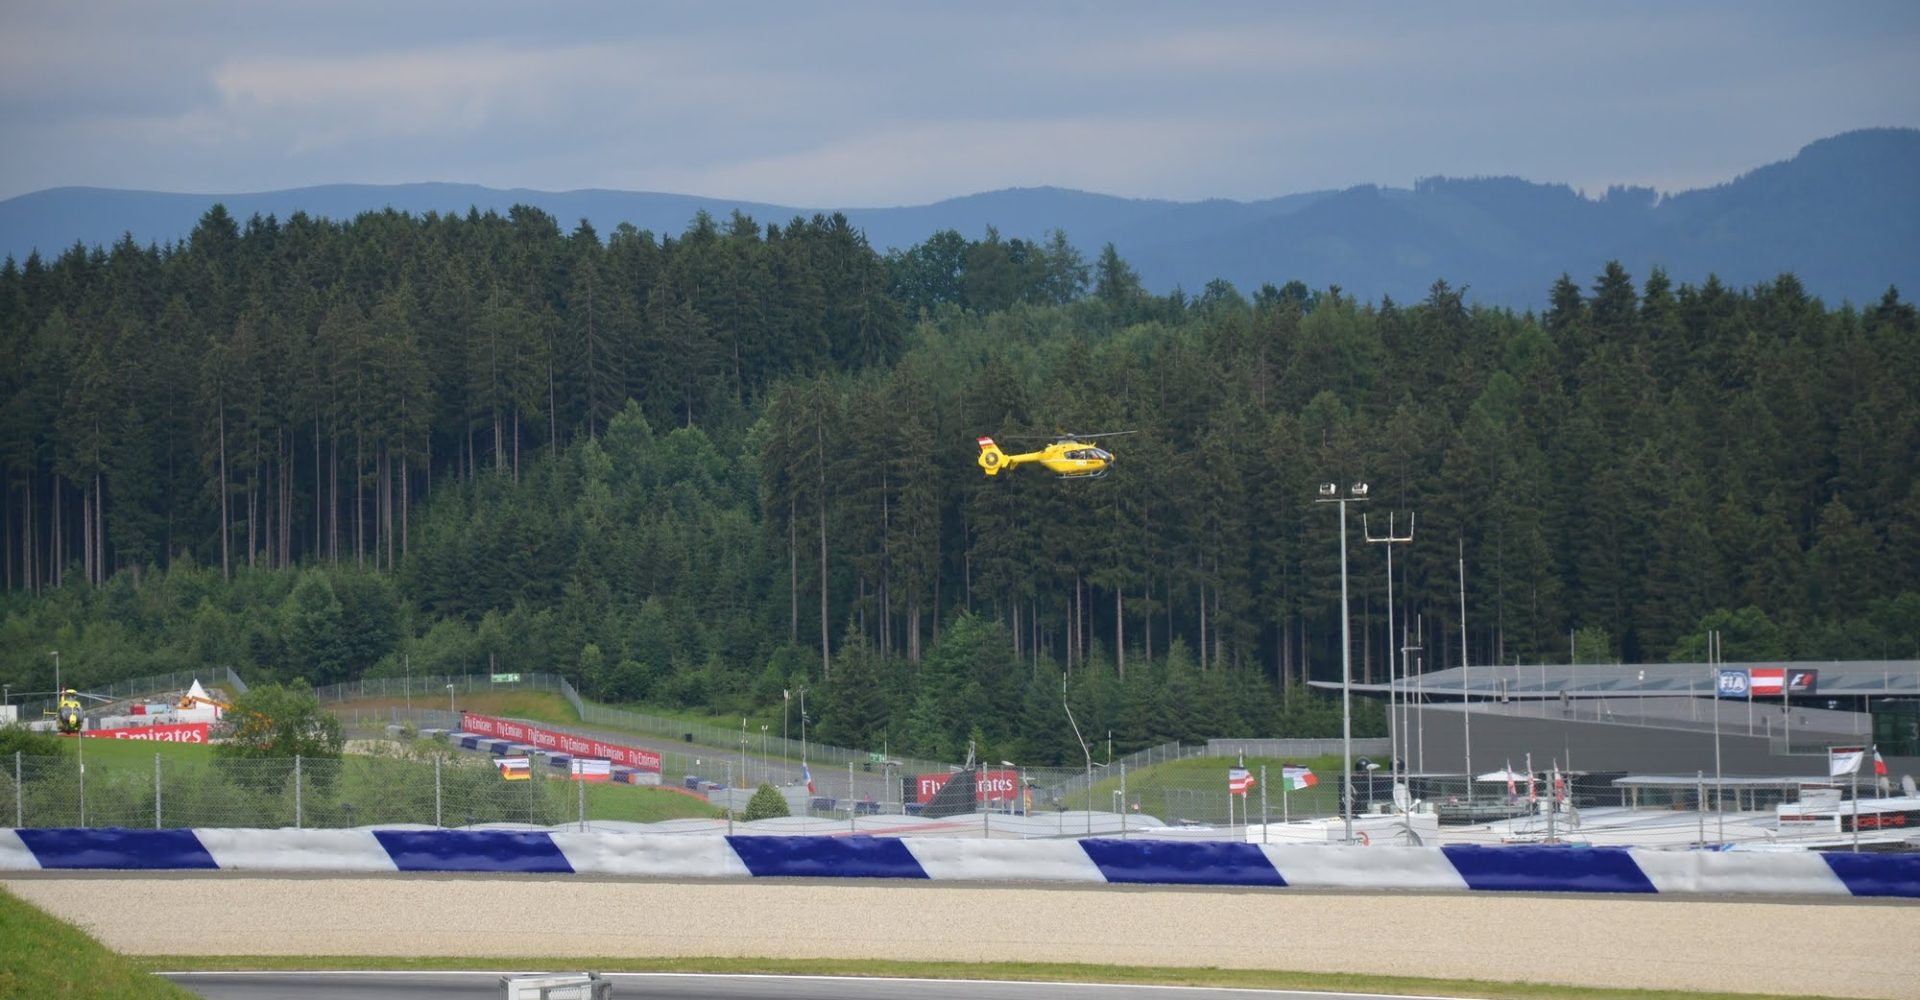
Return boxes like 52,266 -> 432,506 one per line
6,876 -> 1917,999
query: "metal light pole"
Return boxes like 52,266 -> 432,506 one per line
446,683 -> 455,719
1459,538 -> 1473,805
1317,482 -> 1367,844
1365,511 -> 1414,802
760,725 -> 769,787
1063,676 -> 1094,836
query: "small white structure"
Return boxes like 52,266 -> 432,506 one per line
500,972 -> 611,999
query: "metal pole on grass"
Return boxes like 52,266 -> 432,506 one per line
295,755 -> 303,829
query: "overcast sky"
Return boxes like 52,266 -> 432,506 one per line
3,2 -> 1916,207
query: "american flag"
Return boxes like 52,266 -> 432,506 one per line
1228,766 -> 1255,796
803,763 -> 816,795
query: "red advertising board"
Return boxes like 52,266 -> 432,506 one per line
460,713 -> 662,773
86,722 -> 211,744
914,769 -> 1021,804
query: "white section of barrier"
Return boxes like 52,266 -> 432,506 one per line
549,832 -> 754,878
193,828 -> 399,873
904,838 -> 1110,883
1263,844 -> 1471,891
0,830 -> 39,871
1627,849 -> 1851,896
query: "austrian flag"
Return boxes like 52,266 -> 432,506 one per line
1749,667 -> 1785,696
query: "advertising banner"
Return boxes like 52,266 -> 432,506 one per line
1787,669 -> 1818,696
85,723 -> 211,743
914,769 -> 1020,804
460,713 -> 662,773
1716,669 -> 1749,698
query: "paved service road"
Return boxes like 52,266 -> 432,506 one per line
162,971 -> 1471,1000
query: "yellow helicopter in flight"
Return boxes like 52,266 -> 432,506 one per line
976,431 -> 1133,479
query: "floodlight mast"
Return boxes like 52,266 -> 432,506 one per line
1364,512 -> 1414,803
1316,482 -> 1368,844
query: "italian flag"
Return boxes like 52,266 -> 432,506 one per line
1281,766 -> 1317,791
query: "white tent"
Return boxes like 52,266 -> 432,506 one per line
1476,768 -> 1531,783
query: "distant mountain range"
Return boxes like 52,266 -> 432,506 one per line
3,128 -> 1915,309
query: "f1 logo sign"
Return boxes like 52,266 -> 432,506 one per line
1717,670 -> 1749,697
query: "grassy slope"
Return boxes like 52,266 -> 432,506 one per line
63,724 -> 724,825
125,954 -> 1857,1000
0,886 -> 197,999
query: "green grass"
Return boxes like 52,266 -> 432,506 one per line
0,886 -> 198,999
124,953 -> 1860,1000
42,730 -> 723,827
1069,753 -> 1349,817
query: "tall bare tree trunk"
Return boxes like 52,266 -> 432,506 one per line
788,498 -> 798,643
218,401 -> 230,580
816,420 -> 829,677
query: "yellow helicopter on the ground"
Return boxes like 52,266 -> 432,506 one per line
976,431 -> 1133,479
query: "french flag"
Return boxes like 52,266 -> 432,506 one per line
1749,667 -> 1785,696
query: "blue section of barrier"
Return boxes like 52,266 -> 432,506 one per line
17,827 -> 219,870
372,830 -> 574,873
1080,839 -> 1287,886
1821,851 -> 1920,898
727,835 -> 930,879
1444,845 -> 1657,894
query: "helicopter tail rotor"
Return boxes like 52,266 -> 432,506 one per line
976,437 -> 1011,476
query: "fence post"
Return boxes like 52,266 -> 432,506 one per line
295,755 -> 303,829
435,754 -> 443,828
155,753 -> 163,829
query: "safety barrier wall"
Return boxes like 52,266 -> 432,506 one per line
2,828 -> 1915,898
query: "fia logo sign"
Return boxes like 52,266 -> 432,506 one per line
1717,670 -> 1749,697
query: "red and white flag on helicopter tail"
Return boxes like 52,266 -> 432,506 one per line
1829,746 -> 1866,777
1875,749 -> 1889,777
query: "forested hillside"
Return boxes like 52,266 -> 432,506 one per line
3,204 -> 1918,764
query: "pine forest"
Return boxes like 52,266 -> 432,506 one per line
3,203 -> 1919,765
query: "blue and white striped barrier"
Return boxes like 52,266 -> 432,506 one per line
2,828 -> 1915,897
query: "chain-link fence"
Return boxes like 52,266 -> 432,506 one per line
2,749 -> 594,831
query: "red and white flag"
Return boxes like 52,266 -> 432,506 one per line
1749,667 -> 1785,696
1228,766 -> 1255,796
1828,746 -> 1865,777
1875,749 -> 1889,777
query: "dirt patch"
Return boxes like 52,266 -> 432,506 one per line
8,877 -> 1914,999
